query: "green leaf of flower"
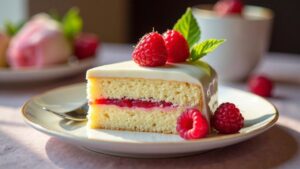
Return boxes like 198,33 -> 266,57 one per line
62,7 -> 82,40
49,10 -> 62,22
173,7 -> 200,48
189,39 -> 225,62
4,20 -> 24,36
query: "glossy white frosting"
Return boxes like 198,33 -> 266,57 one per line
87,61 -> 213,85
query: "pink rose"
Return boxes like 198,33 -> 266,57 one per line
7,14 -> 72,69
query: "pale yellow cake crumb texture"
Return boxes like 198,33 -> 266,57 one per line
88,105 -> 194,134
87,77 -> 203,107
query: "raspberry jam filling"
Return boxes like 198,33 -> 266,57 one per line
95,98 -> 176,108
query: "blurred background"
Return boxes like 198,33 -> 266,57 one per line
1,0 -> 299,54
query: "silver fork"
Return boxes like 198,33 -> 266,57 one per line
42,102 -> 88,121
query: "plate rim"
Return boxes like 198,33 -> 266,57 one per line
0,58 -> 96,83
0,56 -> 97,74
21,83 -> 279,145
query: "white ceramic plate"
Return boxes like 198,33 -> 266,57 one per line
22,83 -> 278,158
0,58 -> 95,83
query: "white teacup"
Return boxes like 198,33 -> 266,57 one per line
193,5 -> 273,81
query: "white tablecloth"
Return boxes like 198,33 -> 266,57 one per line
0,43 -> 300,169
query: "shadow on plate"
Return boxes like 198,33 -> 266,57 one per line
45,124 -> 299,169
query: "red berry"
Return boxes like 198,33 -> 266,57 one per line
212,102 -> 244,134
132,32 -> 167,67
74,33 -> 100,60
214,0 -> 244,16
248,75 -> 273,97
176,109 -> 209,140
163,30 -> 190,63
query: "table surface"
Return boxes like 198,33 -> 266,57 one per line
0,43 -> 300,169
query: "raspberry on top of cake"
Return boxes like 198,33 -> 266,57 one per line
86,8 -> 225,140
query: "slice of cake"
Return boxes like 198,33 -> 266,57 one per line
86,7 -> 224,139
86,61 -> 218,134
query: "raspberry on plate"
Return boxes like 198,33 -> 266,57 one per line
212,102 -> 244,134
214,0 -> 244,16
132,32 -> 167,67
163,30 -> 190,63
74,33 -> 100,60
248,75 -> 273,97
176,108 -> 209,140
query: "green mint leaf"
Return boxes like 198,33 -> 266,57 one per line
173,7 -> 200,48
62,7 -> 82,40
189,39 -> 225,62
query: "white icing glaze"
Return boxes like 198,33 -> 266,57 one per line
87,61 -> 213,85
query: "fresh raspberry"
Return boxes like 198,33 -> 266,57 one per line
132,32 -> 167,67
176,109 -> 209,140
74,33 -> 100,60
212,102 -> 244,134
163,30 -> 190,63
248,75 -> 273,97
214,0 -> 244,16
